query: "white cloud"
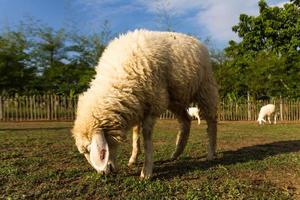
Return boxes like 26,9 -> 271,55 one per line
270,1 -> 289,7
140,0 -> 289,44
74,0 -> 289,47
138,0 -> 259,43
195,1 -> 259,43
137,0 -> 203,16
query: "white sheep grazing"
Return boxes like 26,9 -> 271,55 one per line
187,107 -> 201,125
72,29 -> 219,179
257,104 -> 277,125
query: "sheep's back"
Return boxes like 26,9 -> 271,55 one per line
94,30 -> 213,113
259,104 -> 275,116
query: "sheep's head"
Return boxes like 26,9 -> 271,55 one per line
72,128 -> 126,175
257,118 -> 266,125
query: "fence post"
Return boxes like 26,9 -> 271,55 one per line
14,95 -> 18,121
47,94 -> 51,120
54,94 -> 57,120
29,96 -> 33,120
223,99 -> 225,121
0,96 -> 2,120
280,95 -> 283,121
247,92 -> 251,121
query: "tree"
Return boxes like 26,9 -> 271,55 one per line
54,33 -> 106,95
224,0 -> 300,98
67,33 -> 105,68
0,18 -> 110,95
33,27 -> 67,73
29,25 -> 104,95
0,31 -> 36,94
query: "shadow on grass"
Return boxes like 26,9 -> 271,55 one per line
152,140 -> 300,180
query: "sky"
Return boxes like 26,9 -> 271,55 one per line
0,0 -> 289,49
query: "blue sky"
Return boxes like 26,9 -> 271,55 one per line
0,0 -> 288,49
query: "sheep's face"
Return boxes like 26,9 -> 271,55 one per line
77,129 -> 125,175
257,118 -> 266,125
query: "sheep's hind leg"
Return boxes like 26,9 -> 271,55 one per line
128,125 -> 141,167
140,116 -> 155,179
197,84 -> 218,160
196,113 -> 201,125
205,118 -> 217,160
170,106 -> 191,160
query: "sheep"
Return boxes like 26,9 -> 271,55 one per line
257,104 -> 277,125
187,106 -> 201,125
72,29 -> 219,179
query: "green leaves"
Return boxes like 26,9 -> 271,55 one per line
0,21 -> 107,95
0,31 -> 36,94
222,0 -> 300,98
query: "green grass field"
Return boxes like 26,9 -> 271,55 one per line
0,120 -> 300,199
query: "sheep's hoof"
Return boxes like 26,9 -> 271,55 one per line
140,169 -> 152,179
127,161 -> 136,167
170,155 -> 178,161
207,154 -> 216,161
128,157 -> 138,167
170,151 -> 181,160
140,173 -> 152,180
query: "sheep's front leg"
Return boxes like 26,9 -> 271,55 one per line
128,125 -> 140,167
268,115 -> 272,124
140,116 -> 155,179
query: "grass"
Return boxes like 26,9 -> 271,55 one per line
0,120 -> 300,199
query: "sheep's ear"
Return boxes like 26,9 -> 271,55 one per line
84,153 -> 92,165
89,130 -> 109,171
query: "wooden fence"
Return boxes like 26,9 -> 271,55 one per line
0,95 -> 299,121
0,95 -> 77,121
218,99 -> 300,121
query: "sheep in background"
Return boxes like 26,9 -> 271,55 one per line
72,29 -> 219,179
257,104 -> 277,125
187,107 -> 201,125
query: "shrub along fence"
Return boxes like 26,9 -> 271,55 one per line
0,95 -> 299,121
